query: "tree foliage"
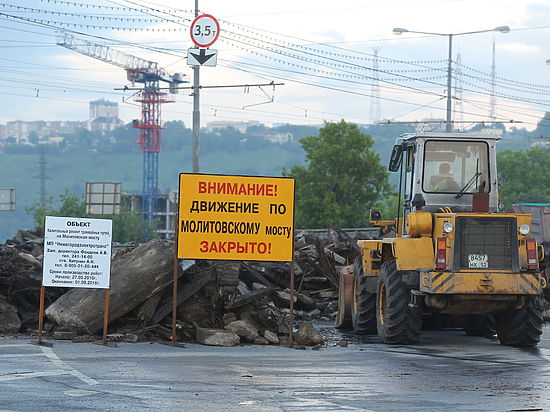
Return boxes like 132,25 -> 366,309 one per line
284,120 -> 392,228
530,111 -> 550,138
26,190 -> 159,243
497,146 -> 550,208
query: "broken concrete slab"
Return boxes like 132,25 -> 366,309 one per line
196,327 -> 240,347
46,240 -> 175,334
295,321 -> 324,346
272,291 -> 297,307
264,330 -> 279,345
225,320 -> 259,342
0,301 -> 21,333
223,312 -> 237,326
226,288 -> 276,310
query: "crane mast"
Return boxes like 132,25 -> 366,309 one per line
57,33 -> 186,225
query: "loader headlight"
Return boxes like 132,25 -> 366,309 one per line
519,224 -> 530,235
443,222 -> 454,233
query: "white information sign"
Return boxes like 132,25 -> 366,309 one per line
43,216 -> 113,289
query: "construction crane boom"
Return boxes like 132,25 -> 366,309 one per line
57,32 -> 186,227
57,33 -> 184,91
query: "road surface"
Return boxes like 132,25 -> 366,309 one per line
1,325 -> 549,411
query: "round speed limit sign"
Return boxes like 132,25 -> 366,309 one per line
190,14 -> 220,48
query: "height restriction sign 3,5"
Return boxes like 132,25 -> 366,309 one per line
178,174 -> 295,262
190,14 -> 220,48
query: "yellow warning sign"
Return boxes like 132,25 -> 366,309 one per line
178,173 -> 295,262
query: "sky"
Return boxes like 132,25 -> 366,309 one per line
1,0 -> 550,131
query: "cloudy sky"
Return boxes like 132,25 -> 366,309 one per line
1,0 -> 550,130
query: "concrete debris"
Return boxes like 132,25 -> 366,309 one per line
0,227 -> 358,346
52,331 -> 78,340
223,312 -> 238,326
295,321 -> 324,346
225,320 -> 259,342
264,330 -> 279,344
196,327 -> 240,347
253,336 -> 269,345
46,239 -> 176,334
0,300 -> 21,333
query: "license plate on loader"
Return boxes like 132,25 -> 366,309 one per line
468,254 -> 488,268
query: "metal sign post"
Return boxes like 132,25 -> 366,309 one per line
171,210 -> 179,344
190,11 -> 221,173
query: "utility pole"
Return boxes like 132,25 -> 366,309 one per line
490,37 -> 496,125
393,26 -> 509,132
445,34 -> 453,132
34,145 -> 50,209
369,47 -> 381,124
192,0 -> 200,173
454,52 -> 464,127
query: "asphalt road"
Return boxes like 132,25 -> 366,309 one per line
1,325 -> 550,412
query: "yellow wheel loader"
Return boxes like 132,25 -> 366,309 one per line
336,132 -> 547,347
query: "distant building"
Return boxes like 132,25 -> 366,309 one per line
5,120 -> 86,142
89,99 -> 123,133
206,120 -> 261,134
248,131 -> 293,144
124,192 -> 177,239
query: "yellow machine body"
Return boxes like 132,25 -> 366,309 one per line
358,211 -> 545,301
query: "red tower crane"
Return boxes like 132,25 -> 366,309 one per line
57,33 -> 186,222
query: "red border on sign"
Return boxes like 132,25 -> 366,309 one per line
190,14 -> 220,48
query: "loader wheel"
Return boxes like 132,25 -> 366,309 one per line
376,261 -> 422,344
350,256 -> 377,334
494,294 -> 544,347
464,315 -> 496,338
335,268 -> 353,330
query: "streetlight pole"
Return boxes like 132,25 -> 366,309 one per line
393,26 -> 510,132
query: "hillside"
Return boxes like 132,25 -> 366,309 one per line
0,121 -> 535,241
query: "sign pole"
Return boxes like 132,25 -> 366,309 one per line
31,285 -> 52,346
192,1 -> 200,173
37,286 -> 45,344
289,262 -> 295,347
102,289 -> 110,346
171,210 -> 179,344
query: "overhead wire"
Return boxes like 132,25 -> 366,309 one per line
2,0 -> 549,128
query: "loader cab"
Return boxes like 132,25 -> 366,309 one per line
390,132 -> 500,229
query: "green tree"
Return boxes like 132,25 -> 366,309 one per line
284,120 -> 392,228
497,146 -> 550,208
530,111 -> 550,138
26,190 -> 85,229
377,193 -> 402,220
26,191 -> 158,242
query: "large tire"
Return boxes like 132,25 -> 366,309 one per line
350,256 -> 377,334
464,315 -> 496,338
494,294 -> 544,347
376,261 -> 422,344
335,268 -> 353,330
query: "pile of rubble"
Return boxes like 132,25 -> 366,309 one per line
0,228 -> 371,347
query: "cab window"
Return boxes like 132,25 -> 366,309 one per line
423,140 -> 489,194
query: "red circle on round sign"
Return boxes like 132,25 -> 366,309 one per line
190,14 -> 220,48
